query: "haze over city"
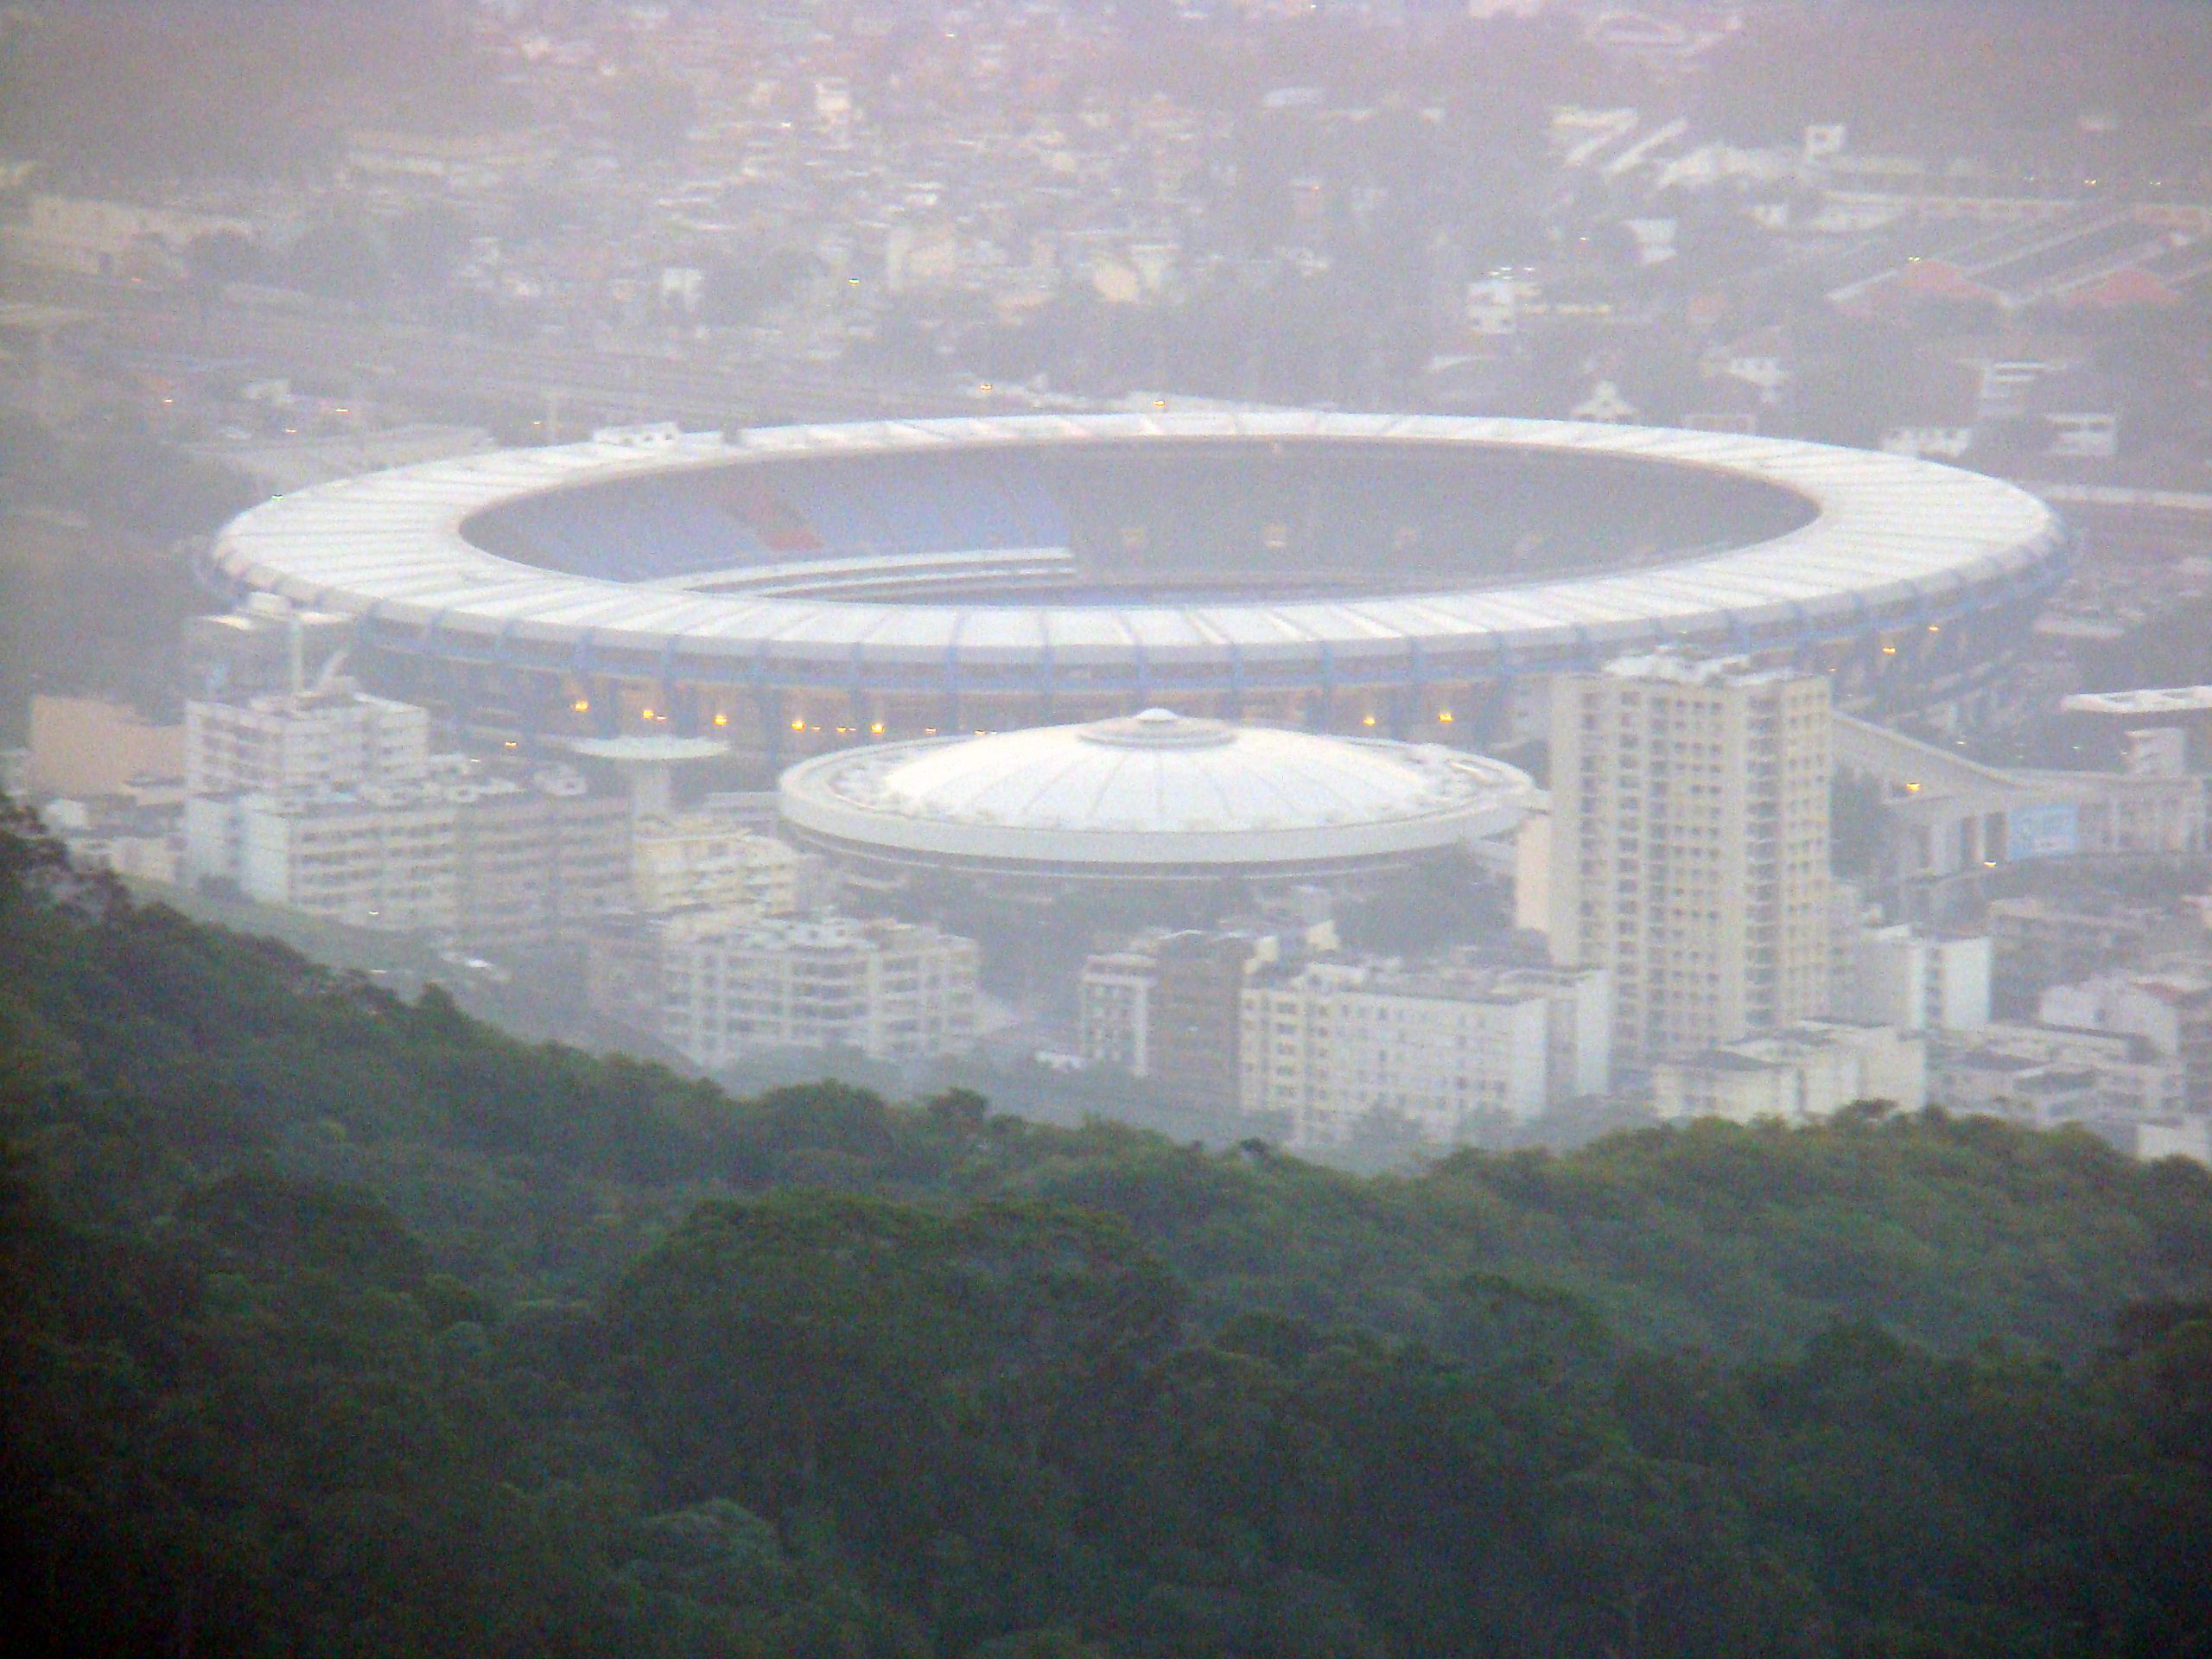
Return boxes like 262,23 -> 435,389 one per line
4,4 -> 2212,1656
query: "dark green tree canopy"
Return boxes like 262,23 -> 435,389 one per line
3,808 -> 2210,1658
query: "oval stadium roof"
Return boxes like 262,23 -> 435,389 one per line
208,412 -> 2069,683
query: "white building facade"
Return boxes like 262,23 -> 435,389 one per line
185,687 -> 432,799
655,914 -> 980,1070
1240,958 -> 1611,1149
1934,1020 -> 2183,1125
1651,1020 -> 1927,1123
186,756 -> 626,944
1834,903 -> 1993,1033
1080,944 -> 1163,1077
1548,657 -> 1832,1060
632,812 -> 811,915
232,783 -> 460,932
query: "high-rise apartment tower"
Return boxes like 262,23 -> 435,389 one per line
1547,656 -> 1830,1059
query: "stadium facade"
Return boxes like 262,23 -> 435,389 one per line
205,411 -> 2069,767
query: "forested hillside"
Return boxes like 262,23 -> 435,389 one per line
4,807 -> 2210,1658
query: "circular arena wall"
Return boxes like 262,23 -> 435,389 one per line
206,411 -> 2069,761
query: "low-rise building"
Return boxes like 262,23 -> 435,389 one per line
632,810 -> 810,914
37,795 -> 181,885
1936,1048 -> 2105,1124
1832,893 -> 1992,1031
1933,1020 -> 2183,1123
185,684 -> 432,798
188,768 -> 627,943
1239,957 -> 1611,1149
2040,967 -> 2212,1112
1651,1020 -> 1927,1123
594,912 -> 980,1070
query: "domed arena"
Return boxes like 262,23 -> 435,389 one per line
205,410 -> 2070,768
776,707 -> 1533,892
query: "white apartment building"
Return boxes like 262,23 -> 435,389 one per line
1934,1020 -> 2183,1125
232,782 -> 461,932
2039,968 -> 2212,1111
632,812 -> 810,915
1239,958 -> 1611,1150
1548,656 -> 1832,1060
1080,943 -> 1160,1077
654,914 -> 980,1070
1508,957 -> 1618,1103
185,685 -> 432,799
186,770 -> 627,943
185,684 -> 441,896
1651,1020 -> 1927,1124
1831,891 -> 1992,1032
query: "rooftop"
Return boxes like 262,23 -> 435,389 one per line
1599,651 -> 1791,686
2063,685 -> 2212,715
778,709 -> 1533,871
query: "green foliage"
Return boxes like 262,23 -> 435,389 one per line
3,808 -> 2211,1656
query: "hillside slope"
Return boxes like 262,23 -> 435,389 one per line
4,809 -> 2210,1658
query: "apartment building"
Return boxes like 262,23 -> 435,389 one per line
1548,656 -> 1831,1060
1079,944 -> 1159,1077
1077,929 -> 1262,1111
1934,1020 -> 2184,1124
632,811 -> 811,915
1238,957 -> 1611,1149
191,769 -> 627,942
231,781 -> 461,932
1650,1020 -> 1927,1123
615,913 -> 981,1070
451,769 -> 631,950
1830,888 -> 1993,1032
185,684 -> 431,798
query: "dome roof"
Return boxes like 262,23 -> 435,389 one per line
777,709 -> 1532,872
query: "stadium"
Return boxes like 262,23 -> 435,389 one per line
206,411 -> 2071,767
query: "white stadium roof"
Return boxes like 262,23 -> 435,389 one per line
776,709 -> 1534,869
208,412 -> 2068,683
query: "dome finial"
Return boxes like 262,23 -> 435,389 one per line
1080,709 -> 1234,749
